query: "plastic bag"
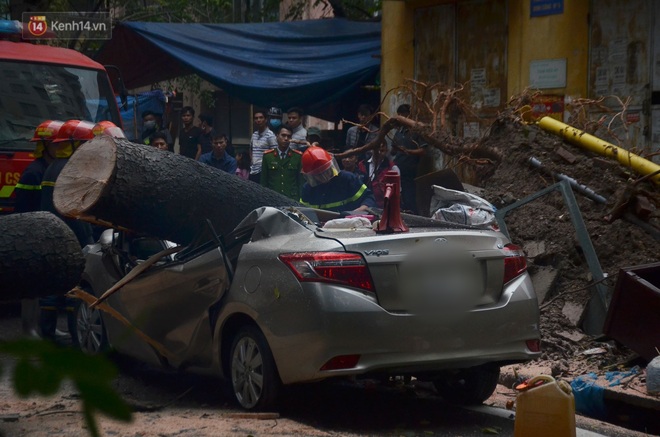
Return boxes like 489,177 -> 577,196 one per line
429,185 -> 498,230
322,217 -> 372,230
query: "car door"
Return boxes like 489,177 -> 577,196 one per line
115,242 -> 229,369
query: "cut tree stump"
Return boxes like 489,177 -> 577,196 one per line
0,212 -> 85,301
53,136 -> 300,244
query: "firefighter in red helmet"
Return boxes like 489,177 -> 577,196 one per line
15,120 -> 65,338
92,120 -> 126,139
39,119 -> 97,347
15,120 -> 64,213
300,146 -> 375,213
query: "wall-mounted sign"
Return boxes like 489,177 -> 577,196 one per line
530,58 -> 567,89
531,94 -> 564,121
531,0 -> 564,17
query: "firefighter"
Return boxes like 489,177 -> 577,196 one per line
39,119 -> 96,347
300,146 -> 376,213
15,120 -> 64,338
92,120 -> 127,139
15,120 -> 64,213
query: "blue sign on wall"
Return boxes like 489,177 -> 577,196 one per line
531,0 -> 564,17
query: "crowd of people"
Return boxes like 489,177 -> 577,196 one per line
140,103 -> 431,215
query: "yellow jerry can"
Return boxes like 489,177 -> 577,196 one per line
514,375 -> 576,437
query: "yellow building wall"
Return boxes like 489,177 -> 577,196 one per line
507,0 -> 590,100
381,0 -> 591,110
381,1 -> 414,114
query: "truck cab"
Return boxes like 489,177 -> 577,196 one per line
0,19 -> 122,213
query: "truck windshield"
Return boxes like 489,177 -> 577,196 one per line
0,60 -> 121,151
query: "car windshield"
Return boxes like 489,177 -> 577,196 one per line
0,60 -> 121,151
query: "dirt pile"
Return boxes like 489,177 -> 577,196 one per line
475,118 -> 658,373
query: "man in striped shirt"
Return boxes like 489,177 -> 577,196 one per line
249,110 -> 277,183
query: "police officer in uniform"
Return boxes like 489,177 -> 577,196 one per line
261,126 -> 303,201
300,146 -> 376,213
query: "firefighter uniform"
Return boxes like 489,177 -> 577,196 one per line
260,148 -> 304,201
15,157 -> 48,213
40,158 -> 93,248
15,157 -> 49,338
301,170 -> 376,212
39,158 -> 92,347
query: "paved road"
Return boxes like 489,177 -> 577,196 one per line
0,303 -> 649,437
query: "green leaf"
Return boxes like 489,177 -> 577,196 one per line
82,403 -> 101,437
76,380 -> 132,422
14,357 -> 62,396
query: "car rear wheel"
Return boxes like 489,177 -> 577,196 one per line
433,364 -> 500,405
76,299 -> 108,354
229,325 -> 280,410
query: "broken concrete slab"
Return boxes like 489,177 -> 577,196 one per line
556,330 -> 586,343
562,301 -> 585,327
530,266 -> 559,303
633,195 -> 654,220
524,241 -> 546,259
647,356 -> 660,395
556,146 -> 577,164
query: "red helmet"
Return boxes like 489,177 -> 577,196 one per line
31,120 -> 64,158
301,146 -> 339,186
93,121 -> 126,139
52,120 -> 96,143
31,120 -> 64,142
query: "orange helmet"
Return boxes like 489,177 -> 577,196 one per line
31,120 -> 64,158
52,120 -> 96,144
93,121 -> 126,139
301,146 -> 340,186
31,120 -> 64,142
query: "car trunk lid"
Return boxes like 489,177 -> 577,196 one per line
316,227 -> 508,313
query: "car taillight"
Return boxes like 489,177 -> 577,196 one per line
278,252 -> 375,293
503,244 -> 527,284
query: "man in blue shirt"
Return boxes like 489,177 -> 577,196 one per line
199,134 -> 237,174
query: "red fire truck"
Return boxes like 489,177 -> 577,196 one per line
0,19 -> 122,213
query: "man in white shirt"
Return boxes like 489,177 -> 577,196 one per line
249,110 -> 277,182
286,107 -> 307,150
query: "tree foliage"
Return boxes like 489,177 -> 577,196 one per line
280,0 -> 381,21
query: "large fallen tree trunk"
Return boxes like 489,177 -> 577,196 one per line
53,137 -> 300,244
0,212 -> 85,301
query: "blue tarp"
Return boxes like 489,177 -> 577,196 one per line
96,19 -> 381,116
118,90 -> 168,141
97,90 -> 168,140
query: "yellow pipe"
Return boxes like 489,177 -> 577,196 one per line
538,117 -> 660,185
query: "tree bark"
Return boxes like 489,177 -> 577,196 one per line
53,136 -> 300,245
0,212 -> 85,301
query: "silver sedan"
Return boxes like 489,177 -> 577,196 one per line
77,206 -> 540,410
